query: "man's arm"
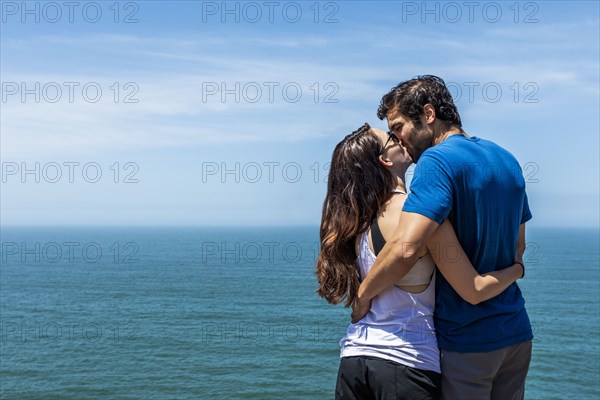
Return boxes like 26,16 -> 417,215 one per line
351,211 -> 439,322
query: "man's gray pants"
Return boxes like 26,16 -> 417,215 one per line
440,340 -> 532,400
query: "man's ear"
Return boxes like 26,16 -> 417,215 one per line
423,104 -> 436,124
378,154 -> 393,168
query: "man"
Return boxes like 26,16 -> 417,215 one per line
351,75 -> 532,399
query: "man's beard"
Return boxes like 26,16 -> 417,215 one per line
409,128 -> 434,163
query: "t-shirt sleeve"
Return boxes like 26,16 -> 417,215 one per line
403,152 -> 453,224
521,191 -> 533,224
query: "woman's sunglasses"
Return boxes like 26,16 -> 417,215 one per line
381,130 -> 400,153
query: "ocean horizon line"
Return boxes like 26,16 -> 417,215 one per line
0,224 -> 598,230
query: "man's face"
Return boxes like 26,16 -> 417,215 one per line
386,108 -> 434,163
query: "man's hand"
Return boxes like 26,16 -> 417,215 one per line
351,295 -> 372,323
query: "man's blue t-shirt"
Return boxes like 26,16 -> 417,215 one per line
403,134 -> 533,352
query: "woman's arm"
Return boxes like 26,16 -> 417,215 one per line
427,219 -> 523,305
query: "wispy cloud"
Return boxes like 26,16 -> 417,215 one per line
2,20 -> 598,159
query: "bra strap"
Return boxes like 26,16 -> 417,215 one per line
370,218 -> 386,256
370,190 -> 404,256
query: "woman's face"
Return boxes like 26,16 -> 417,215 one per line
371,128 -> 412,167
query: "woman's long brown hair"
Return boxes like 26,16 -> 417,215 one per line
315,123 -> 396,307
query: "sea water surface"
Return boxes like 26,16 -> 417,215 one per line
0,226 -> 598,399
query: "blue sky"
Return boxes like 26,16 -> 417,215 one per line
1,0 -> 598,227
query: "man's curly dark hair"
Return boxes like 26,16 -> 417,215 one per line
377,75 -> 462,129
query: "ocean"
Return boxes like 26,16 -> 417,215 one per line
0,226 -> 598,399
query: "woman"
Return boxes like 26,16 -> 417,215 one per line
315,123 -> 524,399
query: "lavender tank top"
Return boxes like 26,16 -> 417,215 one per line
339,231 -> 440,373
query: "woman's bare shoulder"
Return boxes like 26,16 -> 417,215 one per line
378,194 -> 407,238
